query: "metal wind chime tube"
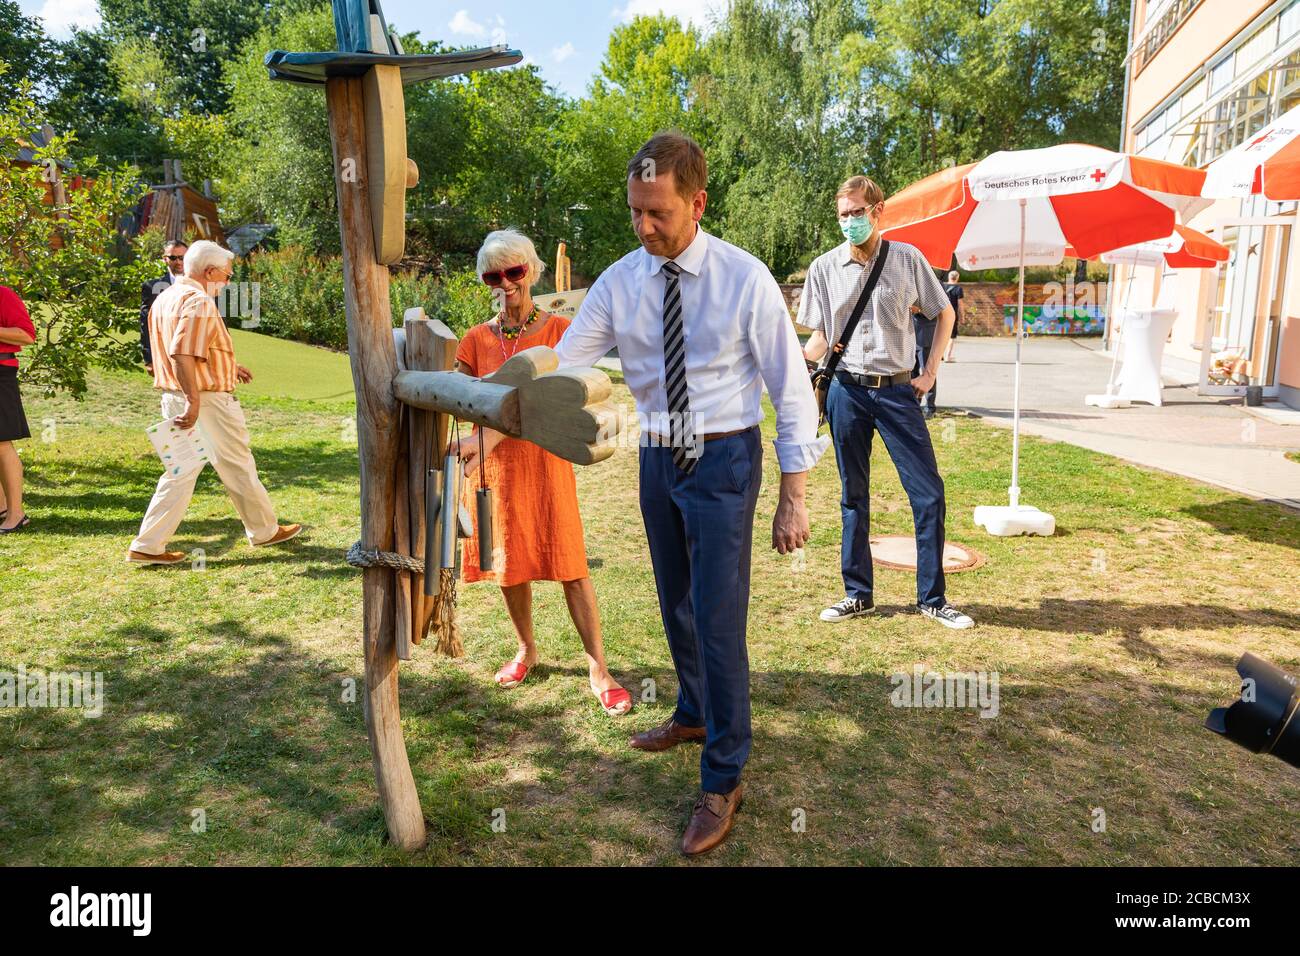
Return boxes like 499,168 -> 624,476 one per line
476,426 -> 494,571
423,462 -> 440,597
439,449 -> 460,570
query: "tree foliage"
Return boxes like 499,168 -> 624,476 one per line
0,72 -> 153,396
0,0 -> 1132,388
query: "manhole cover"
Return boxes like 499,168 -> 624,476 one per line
869,535 -> 986,573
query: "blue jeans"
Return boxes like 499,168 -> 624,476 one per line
639,427 -> 762,794
826,375 -> 946,608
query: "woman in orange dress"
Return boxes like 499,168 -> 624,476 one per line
453,229 -> 631,716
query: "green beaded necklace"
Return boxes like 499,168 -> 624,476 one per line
499,304 -> 539,340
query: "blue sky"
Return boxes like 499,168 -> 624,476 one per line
17,0 -> 724,98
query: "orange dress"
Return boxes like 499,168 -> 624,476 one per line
455,312 -> 590,587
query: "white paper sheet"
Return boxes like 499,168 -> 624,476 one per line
146,419 -> 210,477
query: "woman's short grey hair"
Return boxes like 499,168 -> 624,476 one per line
947,270 -> 960,281
476,229 -> 545,287
184,240 -> 235,278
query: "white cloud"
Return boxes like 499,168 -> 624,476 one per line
449,9 -> 508,47
448,9 -> 486,38
36,0 -> 100,37
611,0 -> 724,30
551,42 -> 575,63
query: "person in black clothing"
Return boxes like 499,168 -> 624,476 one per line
140,239 -> 187,374
942,269 -> 963,362
911,304 -> 939,418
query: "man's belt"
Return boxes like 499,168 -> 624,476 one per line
646,424 -> 757,445
835,369 -> 912,389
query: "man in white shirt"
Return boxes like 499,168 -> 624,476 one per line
555,131 -> 828,856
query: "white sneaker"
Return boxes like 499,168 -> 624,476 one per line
919,603 -> 974,629
819,596 -> 876,622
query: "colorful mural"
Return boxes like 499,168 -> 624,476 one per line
1002,303 -> 1105,335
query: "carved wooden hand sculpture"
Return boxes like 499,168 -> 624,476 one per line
484,347 -> 619,465
391,345 -> 620,465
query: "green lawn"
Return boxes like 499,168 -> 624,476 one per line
224,329 -> 356,403
1,347 -> 1298,865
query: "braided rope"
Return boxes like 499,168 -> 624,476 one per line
345,541 -> 425,574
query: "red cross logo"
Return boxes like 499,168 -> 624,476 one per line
965,254 -> 979,267
1090,168 -> 1106,184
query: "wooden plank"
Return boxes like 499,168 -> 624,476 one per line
391,324 -> 412,658
403,310 -> 457,646
326,74 -> 425,852
362,64 -> 407,264
393,403 -> 413,662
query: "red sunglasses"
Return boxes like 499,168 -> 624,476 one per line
481,264 -> 528,287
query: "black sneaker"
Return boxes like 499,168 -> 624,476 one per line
919,602 -> 974,629
820,596 -> 876,622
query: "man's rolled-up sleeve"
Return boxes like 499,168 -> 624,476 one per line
554,274 -> 617,369
747,273 -> 830,473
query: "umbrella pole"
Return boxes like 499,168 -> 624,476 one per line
1103,267 -> 1135,394
1011,198 -> 1026,509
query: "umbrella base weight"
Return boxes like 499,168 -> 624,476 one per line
1084,393 -> 1131,408
973,504 -> 1056,537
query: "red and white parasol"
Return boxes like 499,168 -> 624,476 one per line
1202,104 -> 1300,200
880,144 -> 1210,535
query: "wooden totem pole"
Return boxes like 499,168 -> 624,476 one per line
266,0 -> 621,850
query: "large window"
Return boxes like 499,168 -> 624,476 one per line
1134,0 -> 1205,73
1135,4 -> 1300,165
1276,49 -> 1300,111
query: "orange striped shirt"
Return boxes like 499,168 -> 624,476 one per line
149,277 -> 238,393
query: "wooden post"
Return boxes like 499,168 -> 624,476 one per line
403,311 -> 457,645
325,74 -> 425,851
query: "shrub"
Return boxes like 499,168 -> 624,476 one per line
233,246 -> 347,348
233,248 -> 495,350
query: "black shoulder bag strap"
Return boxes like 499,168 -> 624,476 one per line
823,239 -> 890,381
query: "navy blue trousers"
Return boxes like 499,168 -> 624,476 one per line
639,427 -> 762,794
826,375 -> 946,609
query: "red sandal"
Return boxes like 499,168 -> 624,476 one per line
598,686 -> 633,717
494,660 -> 530,689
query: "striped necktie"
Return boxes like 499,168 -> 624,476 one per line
661,261 -> 697,473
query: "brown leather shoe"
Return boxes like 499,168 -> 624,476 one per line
628,717 -> 706,752
681,784 -> 743,856
252,523 -> 303,547
126,548 -> 187,565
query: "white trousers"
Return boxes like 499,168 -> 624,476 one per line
130,390 -> 279,554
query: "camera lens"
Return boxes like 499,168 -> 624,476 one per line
1205,652 -> 1300,769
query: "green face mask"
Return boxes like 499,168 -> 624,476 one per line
840,214 -> 873,246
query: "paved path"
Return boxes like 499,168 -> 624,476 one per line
598,336 -> 1300,507
938,337 -> 1300,509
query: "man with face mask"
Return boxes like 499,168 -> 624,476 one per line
556,131 -> 828,855
802,175 -> 974,630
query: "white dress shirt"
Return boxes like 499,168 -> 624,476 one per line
555,225 -> 830,473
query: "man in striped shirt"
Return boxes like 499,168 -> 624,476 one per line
802,175 -> 973,630
128,240 -> 301,564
